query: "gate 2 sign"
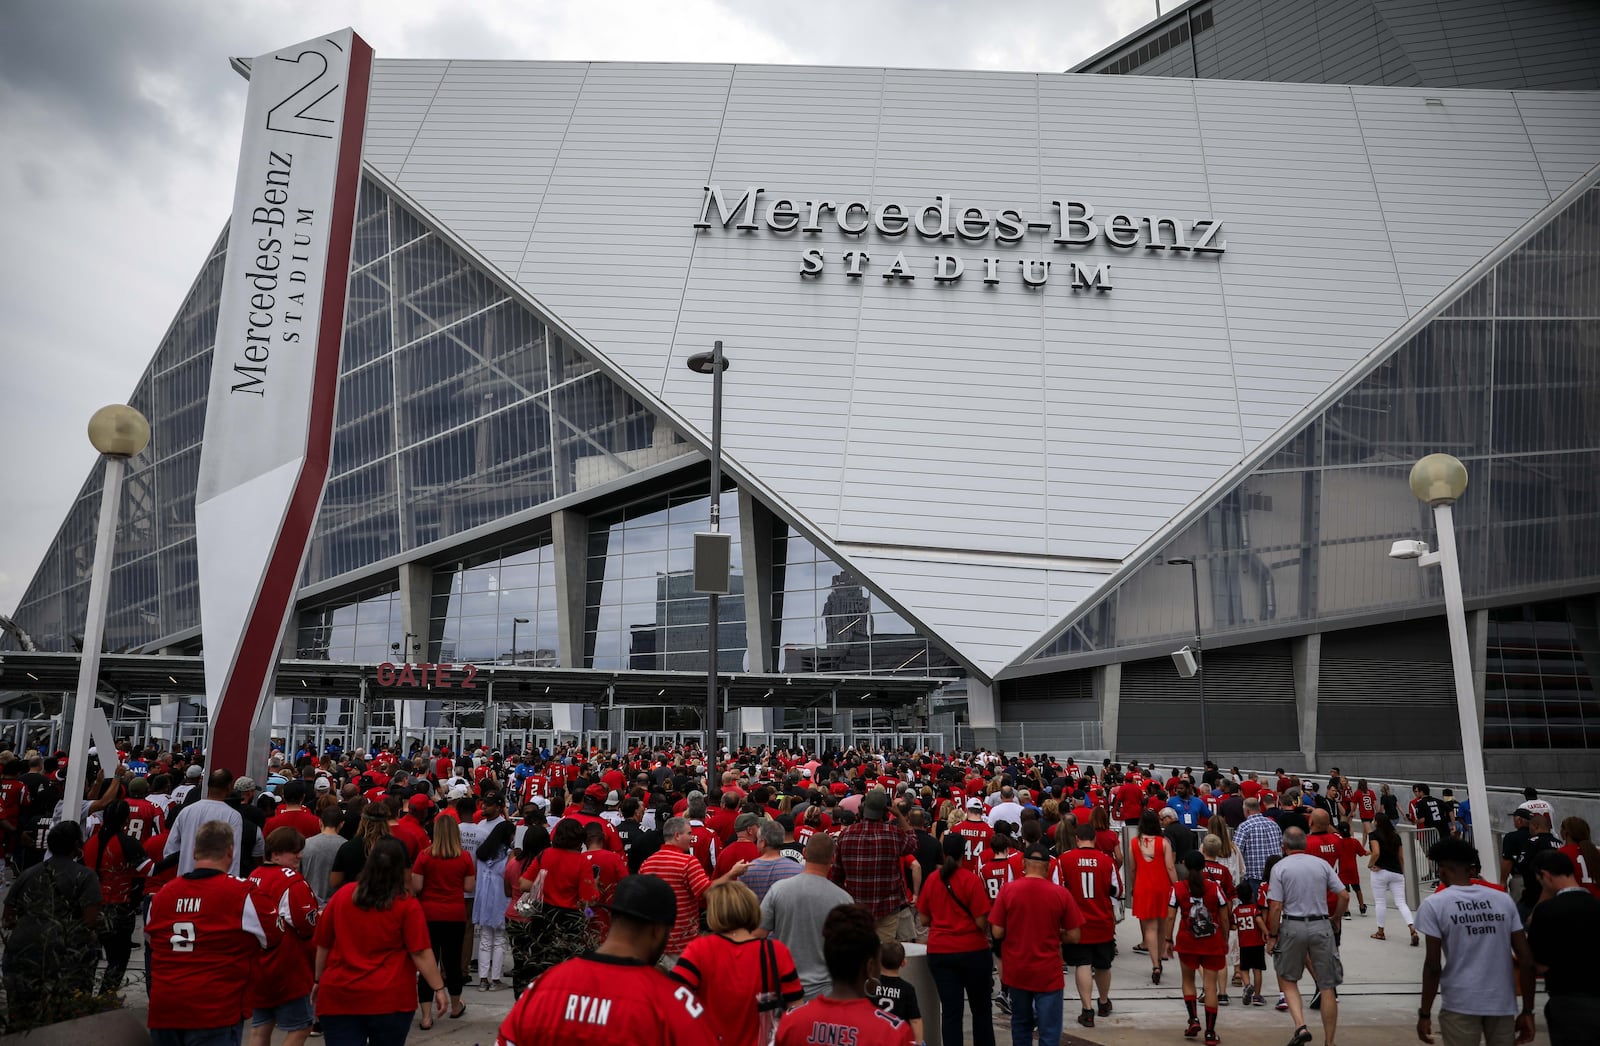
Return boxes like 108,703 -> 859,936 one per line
376,662 -> 481,689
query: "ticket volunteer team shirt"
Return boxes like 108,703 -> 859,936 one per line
145,869 -> 278,1030
673,934 -> 804,1045
497,953 -> 716,1045
989,876 -> 1084,991
1414,883 -> 1524,1016
775,996 -> 915,1046
916,868 -> 991,953
313,883 -> 432,1015
246,864 -> 319,1007
1056,848 -> 1118,943
412,850 -> 476,921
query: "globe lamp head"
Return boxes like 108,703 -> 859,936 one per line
87,405 -> 151,458
1409,453 -> 1468,507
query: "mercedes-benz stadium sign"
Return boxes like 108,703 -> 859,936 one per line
195,29 -> 372,776
695,185 -> 1227,291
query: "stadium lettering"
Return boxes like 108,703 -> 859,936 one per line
375,662 -> 480,690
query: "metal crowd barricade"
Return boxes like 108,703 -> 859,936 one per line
1402,824 -> 1441,911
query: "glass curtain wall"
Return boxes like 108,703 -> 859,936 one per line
9,178 -> 691,652
431,542 -> 559,666
295,585 -> 403,662
585,486 -> 746,672
1485,596 -> 1600,749
1031,185 -> 1600,666
772,525 -> 964,679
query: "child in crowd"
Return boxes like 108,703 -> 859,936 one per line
1335,821 -> 1369,915
871,941 -> 924,1043
1233,881 -> 1266,1007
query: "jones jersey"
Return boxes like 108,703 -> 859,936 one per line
1056,848 -> 1118,943
497,953 -> 716,1046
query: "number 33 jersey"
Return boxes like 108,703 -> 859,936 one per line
144,869 -> 282,1030
498,954 -> 716,1046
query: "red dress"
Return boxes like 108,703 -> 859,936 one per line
1131,835 -> 1172,920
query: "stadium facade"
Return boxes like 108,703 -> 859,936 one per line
5,0 -> 1599,786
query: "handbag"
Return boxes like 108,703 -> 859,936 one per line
754,938 -> 784,1046
515,858 -> 548,919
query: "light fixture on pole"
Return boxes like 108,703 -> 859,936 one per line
511,617 -> 529,666
1392,452 -> 1497,880
687,341 -> 731,760
1165,556 -> 1210,765
63,404 -> 151,824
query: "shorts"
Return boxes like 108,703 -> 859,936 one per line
252,994 -> 314,1031
1062,940 -> 1114,971
1238,944 -> 1266,971
1273,919 -> 1343,990
1179,952 -> 1226,971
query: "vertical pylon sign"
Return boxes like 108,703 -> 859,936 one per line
196,29 -> 372,776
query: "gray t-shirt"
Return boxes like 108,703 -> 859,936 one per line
300,832 -> 344,903
761,871 -> 853,999
1266,852 -> 1345,916
1415,884 -> 1524,1016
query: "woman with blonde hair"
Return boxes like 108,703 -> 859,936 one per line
410,815 -> 474,1025
672,881 -> 803,1044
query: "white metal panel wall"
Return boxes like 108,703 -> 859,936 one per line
358,60 -> 1600,678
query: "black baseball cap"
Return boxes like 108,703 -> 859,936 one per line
607,874 -> 678,926
1022,842 -> 1052,862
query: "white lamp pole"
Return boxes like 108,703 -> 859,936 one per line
1407,453 -> 1497,882
62,404 -> 151,823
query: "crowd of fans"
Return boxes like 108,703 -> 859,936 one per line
0,740 -> 1595,1045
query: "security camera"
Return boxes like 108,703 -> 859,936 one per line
1389,539 -> 1430,561
1172,645 -> 1199,679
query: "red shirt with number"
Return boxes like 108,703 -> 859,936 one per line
145,869 -> 278,1030
989,875 -> 1084,991
1056,847 -> 1118,944
776,996 -> 913,1046
977,851 -> 1023,901
674,934 -> 803,1045
950,819 -> 993,872
1233,901 -> 1264,947
124,797 -> 165,843
246,864 -> 319,1007
1353,789 -> 1378,820
1559,843 -> 1600,899
497,953 -> 718,1045
314,884 -> 432,1016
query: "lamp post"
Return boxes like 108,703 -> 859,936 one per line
687,341 -> 730,759
63,404 -> 150,824
511,617 -> 529,666
1401,453 -> 1497,881
1166,556 -> 1209,765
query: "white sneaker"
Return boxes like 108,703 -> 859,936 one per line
479,978 -> 491,992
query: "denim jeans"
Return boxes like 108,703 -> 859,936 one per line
1007,986 -> 1063,1046
927,948 -> 995,1046
149,1025 -> 245,1046
319,1011 -> 414,1046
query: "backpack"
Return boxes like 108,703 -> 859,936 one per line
1185,882 -> 1217,940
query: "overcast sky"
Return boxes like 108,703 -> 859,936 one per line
0,0 -> 1155,616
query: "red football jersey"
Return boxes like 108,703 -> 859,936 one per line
1234,901 -> 1264,947
145,870 -> 279,1030
497,954 -> 717,1046
1056,848 -> 1118,944
673,934 -> 803,1046
1202,860 -> 1236,907
124,797 -> 166,844
1559,843 -> 1600,899
1353,789 -> 1378,820
776,995 -> 914,1046
687,822 -> 720,876
977,851 -> 1023,901
950,820 -> 994,871
265,806 -> 321,840
245,864 -> 319,1007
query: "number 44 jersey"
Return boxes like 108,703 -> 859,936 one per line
144,869 -> 282,1031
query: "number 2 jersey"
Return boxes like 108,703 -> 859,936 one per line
144,869 -> 281,1030
497,953 -> 717,1046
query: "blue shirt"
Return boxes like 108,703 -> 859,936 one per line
1167,795 -> 1209,828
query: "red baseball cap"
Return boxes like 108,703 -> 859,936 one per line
408,794 -> 436,811
584,783 -> 609,803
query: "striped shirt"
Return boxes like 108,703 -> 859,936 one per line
742,854 -> 802,902
639,845 -> 710,956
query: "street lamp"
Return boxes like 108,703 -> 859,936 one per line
63,404 -> 151,824
511,617 -> 529,666
1393,453 -> 1497,880
687,341 -> 731,759
1166,556 -> 1209,765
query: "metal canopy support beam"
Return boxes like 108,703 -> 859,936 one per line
1292,632 -> 1321,769
552,509 -> 589,671
738,489 -> 776,672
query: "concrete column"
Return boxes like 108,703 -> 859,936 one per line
1096,663 -> 1121,756
1469,608 -> 1489,746
967,679 -> 997,730
737,489 -> 775,672
1292,632 -> 1321,771
552,509 -> 589,670
396,562 -> 433,737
